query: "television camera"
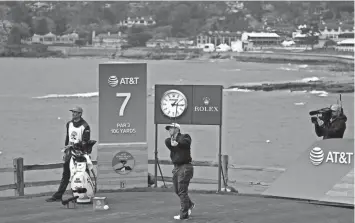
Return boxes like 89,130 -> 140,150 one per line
309,94 -> 343,125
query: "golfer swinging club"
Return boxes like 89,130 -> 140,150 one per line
165,122 -> 195,220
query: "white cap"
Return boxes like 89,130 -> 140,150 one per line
330,104 -> 341,112
165,123 -> 180,130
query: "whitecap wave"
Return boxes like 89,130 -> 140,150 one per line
290,90 -> 307,93
33,92 -> 98,99
294,102 -> 305,106
224,88 -> 254,92
277,67 -> 298,71
300,77 -> 320,82
222,68 -> 241,72
309,90 -> 328,97
318,93 -> 329,97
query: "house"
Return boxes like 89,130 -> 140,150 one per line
318,23 -> 354,40
196,31 -> 242,48
241,32 -> 281,46
335,39 -> 355,52
118,17 -> 156,27
338,33 -> 354,42
91,31 -> 126,47
31,32 -> 79,45
146,37 -> 193,48
27,2 -> 54,12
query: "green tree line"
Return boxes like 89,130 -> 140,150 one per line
0,1 -> 353,45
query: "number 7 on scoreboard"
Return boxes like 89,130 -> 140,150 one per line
116,93 -> 131,116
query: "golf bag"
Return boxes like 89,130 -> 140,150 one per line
64,140 -> 97,204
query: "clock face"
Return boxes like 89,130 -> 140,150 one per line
160,90 -> 188,118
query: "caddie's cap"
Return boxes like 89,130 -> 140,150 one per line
69,106 -> 83,113
165,123 -> 180,130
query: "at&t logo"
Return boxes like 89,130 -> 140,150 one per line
309,147 -> 324,166
108,76 -> 119,87
309,147 -> 354,166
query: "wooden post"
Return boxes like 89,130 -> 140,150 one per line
222,155 -> 229,187
13,158 -> 24,196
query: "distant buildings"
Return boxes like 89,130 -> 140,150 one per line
118,17 -> 156,27
336,39 -> 354,52
292,24 -> 355,41
146,38 -> 193,48
196,31 -> 242,48
290,23 -> 355,52
318,23 -> 354,40
26,2 -> 54,12
91,31 -> 127,47
241,32 -> 280,46
194,31 -> 282,52
30,32 -> 79,45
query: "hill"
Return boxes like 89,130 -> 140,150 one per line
0,1 -> 353,45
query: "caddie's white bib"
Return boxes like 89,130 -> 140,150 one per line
68,122 -> 85,145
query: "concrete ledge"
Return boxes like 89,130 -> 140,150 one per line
0,187 -> 353,209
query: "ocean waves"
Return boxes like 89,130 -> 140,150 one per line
32,92 -> 98,99
225,76 -> 332,97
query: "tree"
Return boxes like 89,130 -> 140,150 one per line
322,11 -> 334,21
323,39 -> 337,50
182,19 -> 201,37
127,26 -> 152,47
7,23 -> 30,45
168,4 -> 191,36
35,18 -> 49,35
102,7 -> 116,24
110,2 -> 129,22
0,5 -> 10,21
152,25 -> 172,39
244,2 -> 263,22
300,23 -> 320,50
53,17 -> 67,35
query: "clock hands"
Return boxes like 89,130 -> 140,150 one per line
169,98 -> 185,118
171,98 -> 184,107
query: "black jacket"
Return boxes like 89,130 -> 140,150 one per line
165,133 -> 192,165
315,114 -> 347,139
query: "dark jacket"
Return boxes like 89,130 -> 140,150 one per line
315,114 -> 347,139
165,133 -> 192,165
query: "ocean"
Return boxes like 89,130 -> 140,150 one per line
0,58 -> 353,196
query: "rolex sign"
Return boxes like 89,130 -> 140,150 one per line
194,97 -> 220,112
192,85 -> 222,125
154,85 -> 223,125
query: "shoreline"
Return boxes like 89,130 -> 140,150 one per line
232,51 -> 354,65
228,80 -> 354,94
1,46 -> 354,65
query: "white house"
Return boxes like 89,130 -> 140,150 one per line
241,32 -> 280,45
118,16 -> 156,27
336,39 -> 355,52
31,32 -> 79,45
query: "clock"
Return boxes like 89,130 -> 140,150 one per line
160,89 -> 188,118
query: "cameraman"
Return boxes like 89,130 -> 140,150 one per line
312,104 -> 347,139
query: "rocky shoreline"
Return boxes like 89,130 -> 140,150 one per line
232,52 -> 354,66
228,80 -> 354,94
